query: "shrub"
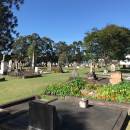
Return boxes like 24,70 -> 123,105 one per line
51,67 -> 62,73
43,78 -> 86,96
85,84 -> 101,90
96,82 -> 130,103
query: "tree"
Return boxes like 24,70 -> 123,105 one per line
54,41 -> 69,72
26,33 -> 42,69
84,25 -> 130,65
40,37 -> 54,64
12,36 -> 28,61
69,41 -> 83,63
0,0 -> 24,52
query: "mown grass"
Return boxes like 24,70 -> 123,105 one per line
0,68 -> 87,104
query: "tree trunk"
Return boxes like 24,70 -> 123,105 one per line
58,64 -> 64,73
32,50 -> 35,69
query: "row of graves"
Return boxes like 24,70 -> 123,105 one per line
0,60 -> 54,79
86,62 -> 124,85
69,61 -> 123,85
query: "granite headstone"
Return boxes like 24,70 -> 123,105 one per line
28,100 -> 60,130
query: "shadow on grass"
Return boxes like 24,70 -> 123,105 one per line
0,80 -> 7,82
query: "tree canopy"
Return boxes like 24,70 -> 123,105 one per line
84,24 -> 130,62
0,0 -> 24,52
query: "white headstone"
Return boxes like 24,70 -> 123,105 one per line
110,64 -> 116,72
90,63 -> 93,73
8,60 -> 12,72
77,66 -> 80,69
103,69 -> 108,74
0,61 -> 8,74
65,65 -> 68,68
35,67 -> 39,73
8,60 -> 12,69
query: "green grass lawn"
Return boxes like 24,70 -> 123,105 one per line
0,68 -> 87,104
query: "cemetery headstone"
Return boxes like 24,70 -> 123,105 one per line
28,100 -> 60,130
8,60 -> 12,72
47,62 -> 51,72
0,55 -> 8,75
110,64 -> 116,72
71,62 -> 79,78
65,65 -> 68,68
71,69 -> 79,79
35,67 -> 39,73
73,62 -> 77,69
103,69 -> 108,75
15,60 -> 18,70
77,66 -> 80,69
18,62 -> 21,70
109,71 -> 122,85
89,62 -> 93,73
0,62 -> 6,74
69,64 -> 71,67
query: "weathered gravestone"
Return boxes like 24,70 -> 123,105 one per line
109,71 -> 122,85
73,62 -> 77,69
110,64 -> 116,72
71,69 -> 79,78
8,60 -> 12,72
71,62 -> 79,78
28,100 -> 60,130
89,62 -> 93,73
47,62 -> 52,72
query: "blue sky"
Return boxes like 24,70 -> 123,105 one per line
14,0 -> 130,43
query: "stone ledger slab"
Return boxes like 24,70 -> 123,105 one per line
0,100 -> 128,130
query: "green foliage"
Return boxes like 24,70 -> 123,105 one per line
85,84 -> 101,90
44,77 -> 130,103
52,67 -> 62,73
68,41 -> 83,63
0,0 -> 24,51
96,82 -> 130,102
84,25 -> 130,61
44,78 -> 86,96
13,36 -> 28,60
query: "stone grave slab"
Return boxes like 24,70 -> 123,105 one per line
0,99 -> 128,130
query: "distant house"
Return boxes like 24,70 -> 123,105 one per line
120,54 -> 130,68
